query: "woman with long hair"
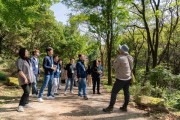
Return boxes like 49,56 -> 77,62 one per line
92,59 -> 102,94
16,48 -> 35,112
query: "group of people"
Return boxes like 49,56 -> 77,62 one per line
15,47 -> 103,112
15,44 -> 133,113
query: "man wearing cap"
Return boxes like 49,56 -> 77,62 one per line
103,44 -> 133,112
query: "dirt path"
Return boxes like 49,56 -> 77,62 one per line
0,85 -> 150,120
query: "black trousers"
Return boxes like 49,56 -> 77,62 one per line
109,79 -> 131,108
19,83 -> 31,106
92,77 -> 100,93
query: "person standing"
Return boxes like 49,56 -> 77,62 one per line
16,48 -> 35,112
98,60 -> 104,77
64,58 -> 76,95
86,64 -> 92,87
52,55 -> 60,96
103,44 -> 133,112
38,47 -> 56,102
92,60 -> 102,94
30,49 -> 40,97
76,54 -> 88,100
58,60 -> 62,90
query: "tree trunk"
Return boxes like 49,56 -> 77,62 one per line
0,36 -> 4,54
106,0 -> 112,85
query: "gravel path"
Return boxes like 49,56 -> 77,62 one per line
0,85 -> 150,120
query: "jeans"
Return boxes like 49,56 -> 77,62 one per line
58,77 -> 61,89
78,78 -> 87,97
38,74 -> 54,98
92,77 -> 100,93
19,83 -> 31,106
32,74 -> 38,95
52,77 -> 59,95
109,79 -> 131,108
65,78 -> 74,92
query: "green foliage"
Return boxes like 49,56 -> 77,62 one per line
162,89 -> 180,110
0,71 -> 7,81
174,96 -> 180,110
148,65 -> 180,90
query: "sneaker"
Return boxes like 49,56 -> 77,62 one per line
47,96 -> 55,100
54,93 -> 59,96
32,94 -> 37,97
24,104 -> 33,109
84,96 -> 88,100
64,91 -> 67,96
38,98 -> 44,102
17,106 -> 24,112
70,91 -> 74,94
93,91 -> 95,94
103,106 -> 113,113
119,107 -> 127,112
78,94 -> 82,97
97,92 -> 101,94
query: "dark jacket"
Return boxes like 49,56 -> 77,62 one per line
86,65 -> 91,75
91,60 -> 100,78
65,63 -> 76,78
76,60 -> 86,78
43,56 -> 54,75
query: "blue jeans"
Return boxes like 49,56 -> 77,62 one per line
65,78 -> 74,92
38,74 -> 54,98
32,75 -> 38,95
78,78 -> 87,97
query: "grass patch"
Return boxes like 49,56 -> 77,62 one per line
102,80 -> 112,92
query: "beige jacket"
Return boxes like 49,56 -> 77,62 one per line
113,55 -> 133,80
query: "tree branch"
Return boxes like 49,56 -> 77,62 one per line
132,3 -> 143,14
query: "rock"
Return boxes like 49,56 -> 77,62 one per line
135,95 -> 169,113
135,95 -> 164,107
6,77 -> 19,86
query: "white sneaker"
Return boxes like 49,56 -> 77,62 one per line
24,104 -> 33,109
47,96 -> 55,100
70,91 -> 74,94
32,94 -> 37,98
38,98 -> 44,102
64,91 -> 67,96
17,106 -> 24,112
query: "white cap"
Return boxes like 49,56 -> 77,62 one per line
119,44 -> 129,54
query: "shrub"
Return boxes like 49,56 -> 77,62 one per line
174,98 -> 180,110
0,71 -> 8,81
151,87 -> 163,98
148,65 -> 180,90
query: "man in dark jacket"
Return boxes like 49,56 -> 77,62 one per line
76,54 -> 88,100
38,47 -> 56,102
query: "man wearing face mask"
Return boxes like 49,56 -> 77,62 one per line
31,49 -> 40,97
